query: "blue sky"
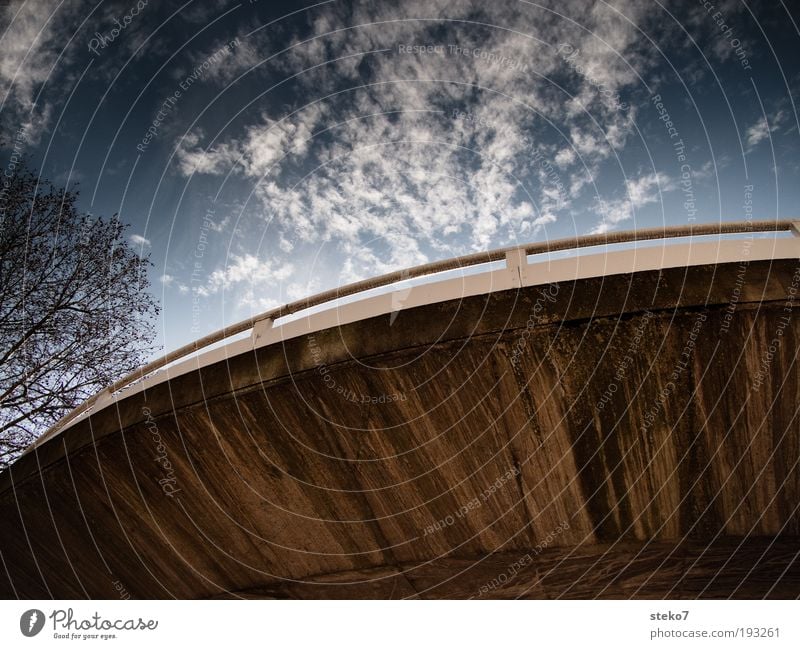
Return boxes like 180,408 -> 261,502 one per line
1,0 -> 798,354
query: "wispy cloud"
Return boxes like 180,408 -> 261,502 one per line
188,254 -> 295,310
745,110 -> 786,152
0,0 -> 73,136
173,0 -> 661,294
591,172 -> 674,234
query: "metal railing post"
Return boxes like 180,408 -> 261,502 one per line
251,317 -> 274,342
505,248 -> 529,288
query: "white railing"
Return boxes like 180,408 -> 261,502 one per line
32,220 -> 799,447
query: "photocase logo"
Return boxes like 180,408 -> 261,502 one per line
20,609 -> 45,637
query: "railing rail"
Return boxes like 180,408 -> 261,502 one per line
37,220 -> 797,442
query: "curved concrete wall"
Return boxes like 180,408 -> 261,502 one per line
1,260 -> 799,598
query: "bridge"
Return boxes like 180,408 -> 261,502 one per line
1,220 -> 799,598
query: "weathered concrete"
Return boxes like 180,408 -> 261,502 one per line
1,260 -> 799,598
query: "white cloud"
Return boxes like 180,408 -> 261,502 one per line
130,233 -> 151,247
0,0 -> 79,136
199,36 -> 262,85
174,131 -> 240,176
208,254 -> 293,290
175,105 -> 322,177
193,254 -> 295,311
745,110 -> 785,152
591,172 -> 674,233
555,147 -> 577,168
174,0 -> 665,290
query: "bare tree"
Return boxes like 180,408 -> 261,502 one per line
0,163 -> 159,469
